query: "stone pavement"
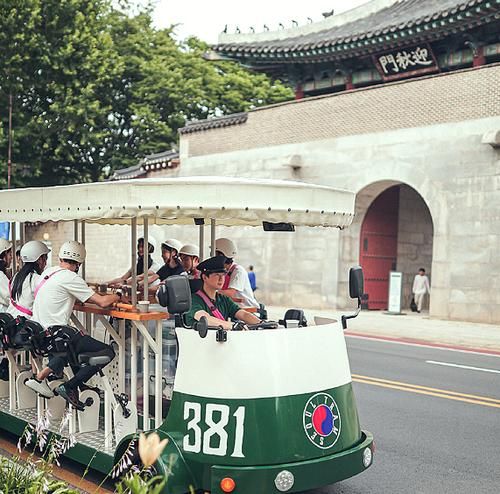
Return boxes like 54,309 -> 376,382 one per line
266,306 -> 500,352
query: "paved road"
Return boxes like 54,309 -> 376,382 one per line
305,336 -> 500,494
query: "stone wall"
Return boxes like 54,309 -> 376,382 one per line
182,64 -> 500,158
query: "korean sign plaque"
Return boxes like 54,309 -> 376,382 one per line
374,44 -> 439,81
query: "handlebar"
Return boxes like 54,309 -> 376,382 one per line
246,321 -> 279,330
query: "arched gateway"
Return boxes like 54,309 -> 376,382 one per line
358,184 -> 434,311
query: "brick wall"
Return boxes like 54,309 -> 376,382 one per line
183,64 -> 500,158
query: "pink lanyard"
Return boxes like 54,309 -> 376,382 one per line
33,269 -> 65,299
8,277 -> 33,316
222,264 -> 236,290
195,290 -> 226,321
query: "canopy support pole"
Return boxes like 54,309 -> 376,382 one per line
199,223 -> 205,260
73,220 -> 79,242
19,222 -> 25,246
131,218 -> 137,308
143,217 -> 148,302
210,219 -> 216,256
11,222 -> 16,274
81,221 -> 86,280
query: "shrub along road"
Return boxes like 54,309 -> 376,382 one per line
0,430 -> 113,493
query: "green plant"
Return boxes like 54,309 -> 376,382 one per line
114,472 -> 166,494
0,455 -> 79,494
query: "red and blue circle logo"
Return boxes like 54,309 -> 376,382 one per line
303,393 -> 341,449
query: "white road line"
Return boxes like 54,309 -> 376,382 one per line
426,360 -> 500,374
346,334 -> 500,358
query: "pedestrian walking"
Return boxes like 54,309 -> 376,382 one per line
412,268 -> 430,313
247,265 -> 257,292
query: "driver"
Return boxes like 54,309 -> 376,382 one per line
185,256 -> 262,330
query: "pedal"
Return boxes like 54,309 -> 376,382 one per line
115,392 -> 131,418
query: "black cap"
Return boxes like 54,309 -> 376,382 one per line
198,256 -> 227,275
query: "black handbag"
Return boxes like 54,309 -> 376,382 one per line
410,297 -> 418,312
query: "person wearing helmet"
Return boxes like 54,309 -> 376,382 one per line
215,238 -> 259,309
0,238 -> 13,312
185,256 -> 262,330
179,244 -> 200,278
141,238 -> 185,282
26,240 -> 122,402
107,236 -> 161,287
32,240 -> 124,330
6,241 -> 50,319
0,241 -> 51,381
135,238 -> 185,297
156,239 -> 185,281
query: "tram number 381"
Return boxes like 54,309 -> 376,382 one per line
183,402 -> 246,458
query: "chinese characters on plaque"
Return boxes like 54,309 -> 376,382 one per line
374,44 -> 439,80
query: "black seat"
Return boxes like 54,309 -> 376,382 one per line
78,348 -> 115,366
279,309 -> 308,327
0,313 -> 14,329
0,313 -> 16,349
189,278 -> 203,294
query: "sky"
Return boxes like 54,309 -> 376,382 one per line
151,0 -> 371,44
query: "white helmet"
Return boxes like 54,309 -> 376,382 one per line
20,241 -> 50,263
162,238 -> 183,253
59,240 -> 86,263
0,238 -> 12,256
179,244 -> 199,258
215,238 -> 237,258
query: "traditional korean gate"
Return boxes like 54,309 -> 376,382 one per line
359,186 -> 399,310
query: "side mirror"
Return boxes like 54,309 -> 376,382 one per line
157,275 -> 192,314
193,316 -> 208,338
349,266 -> 364,300
341,266 -> 364,330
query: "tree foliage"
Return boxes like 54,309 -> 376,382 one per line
0,2 -> 294,186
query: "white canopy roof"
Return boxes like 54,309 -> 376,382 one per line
0,177 -> 355,228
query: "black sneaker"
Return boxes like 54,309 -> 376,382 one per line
55,384 -> 83,411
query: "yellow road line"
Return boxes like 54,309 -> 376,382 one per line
352,374 -> 500,404
352,374 -> 500,409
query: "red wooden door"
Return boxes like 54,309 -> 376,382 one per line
359,186 -> 399,310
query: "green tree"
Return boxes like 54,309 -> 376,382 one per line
105,13 -> 294,172
0,2 -> 294,186
0,0 -> 121,185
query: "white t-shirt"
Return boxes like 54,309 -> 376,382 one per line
7,272 -> 41,318
412,274 -> 430,294
228,264 -> 259,308
32,266 -> 95,329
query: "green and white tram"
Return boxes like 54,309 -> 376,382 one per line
0,177 -> 373,493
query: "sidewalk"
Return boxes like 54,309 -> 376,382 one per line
266,306 -> 500,352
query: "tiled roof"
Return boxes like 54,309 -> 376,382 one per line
178,113 -> 248,134
142,149 -> 179,165
110,163 -> 146,181
111,150 -> 179,180
212,0 -> 500,62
